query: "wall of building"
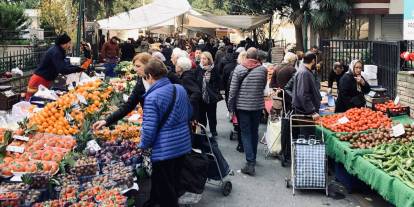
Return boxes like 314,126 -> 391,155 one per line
396,71 -> 414,117
389,0 -> 403,14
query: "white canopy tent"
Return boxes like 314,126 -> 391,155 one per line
97,0 -> 270,37
97,0 -> 191,30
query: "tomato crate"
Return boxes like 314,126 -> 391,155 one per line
386,106 -> 410,117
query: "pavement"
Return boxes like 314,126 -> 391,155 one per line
195,101 -> 393,207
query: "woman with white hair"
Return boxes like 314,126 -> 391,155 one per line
176,57 -> 202,121
269,52 -> 297,89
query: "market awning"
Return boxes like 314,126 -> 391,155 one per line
97,0 -> 191,30
187,14 -> 271,30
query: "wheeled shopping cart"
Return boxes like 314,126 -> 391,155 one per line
285,114 -> 328,196
179,123 -> 232,206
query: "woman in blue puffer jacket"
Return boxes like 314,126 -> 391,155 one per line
140,58 -> 192,207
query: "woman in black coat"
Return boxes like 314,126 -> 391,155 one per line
196,51 -> 222,136
92,52 -> 179,130
175,57 -> 202,121
335,59 -> 371,113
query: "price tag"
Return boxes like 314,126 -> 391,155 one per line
76,94 -> 87,105
3,90 -> 15,97
337,116 -> 350,124
123,94 -> 129,102
86,140 -> 101,151
10,174 -> 23,182
121,182 -> 139,195
394,96 -> 400,105
128,114 -> 141,123
6,146 -> 24,153
13,135 -> 29,141
368,91 -> 376,97
392,124 -> 405,137
65,112 -> 74,122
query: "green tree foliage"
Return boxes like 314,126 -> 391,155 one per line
217,0 -> 352,51
0,2 -> 30,41
188,0 -> 228,15
80,0 -> 153,20
39,0 -> 78,39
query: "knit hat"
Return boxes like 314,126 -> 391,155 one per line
55,33 -> 71,45
198,39 -> 205,45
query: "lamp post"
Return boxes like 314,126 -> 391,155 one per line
76,0 -> 85,56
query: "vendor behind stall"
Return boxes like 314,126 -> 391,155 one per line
335,59 -> 371,113
26,33 -> 86,100
327,62 -> 348,95
101,36 -> 120,77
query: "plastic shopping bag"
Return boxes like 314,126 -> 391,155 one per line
265,118 -> 282,155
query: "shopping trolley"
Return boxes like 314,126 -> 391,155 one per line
284,114 -> 328,196
179,123 -> 233,206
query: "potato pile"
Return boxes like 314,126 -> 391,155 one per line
337,124 -> 414,149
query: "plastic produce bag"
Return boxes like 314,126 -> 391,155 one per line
12,101 -> 32,119
33,85 -> 58,100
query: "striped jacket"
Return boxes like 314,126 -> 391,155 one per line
139,77 -> 192,162
228,63 -> 267,112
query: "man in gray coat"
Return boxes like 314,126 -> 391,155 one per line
292,52 -> 321,118
228,47 -> 267,176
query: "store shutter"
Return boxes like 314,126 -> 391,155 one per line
381,14 -> 403,41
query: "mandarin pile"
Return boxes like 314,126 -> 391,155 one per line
27,79 -> 113,136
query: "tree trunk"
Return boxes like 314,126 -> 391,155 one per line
294,23 -> 304,52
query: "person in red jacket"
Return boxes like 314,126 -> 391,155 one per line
101,36 -> 120,77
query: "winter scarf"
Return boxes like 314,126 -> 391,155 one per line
201,63 -> 214,103
348,59 -> 363,92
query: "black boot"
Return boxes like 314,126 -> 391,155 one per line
236,144 -> 244,153
241,162 -> 255,176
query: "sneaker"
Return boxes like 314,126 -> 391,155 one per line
241,163 -> 255,176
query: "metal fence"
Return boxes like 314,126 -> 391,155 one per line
320,39 -> 400,98
0,46 -> 48,74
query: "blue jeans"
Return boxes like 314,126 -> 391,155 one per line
104,62 -> 117,77
237,109 -> 262,164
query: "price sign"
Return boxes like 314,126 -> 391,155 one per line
76,94 -> 87,105
368,91 -> 376,97
86,140 -> 101,151
123,94 -> 129,102
6,146 -> 24,153
13,135 -> 29,141
337,116 -> 350,124
392,124 -> 405,137
394,96 -> 400,105
65,112 -> 74,122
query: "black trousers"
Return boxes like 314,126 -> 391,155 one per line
145,156 -> 185,207
199,102 -> 217,134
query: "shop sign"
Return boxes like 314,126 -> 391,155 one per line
404,0 -> 414,40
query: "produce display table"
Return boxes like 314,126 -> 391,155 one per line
317,115 -> 414,207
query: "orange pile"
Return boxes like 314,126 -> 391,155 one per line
28,79 -> 113,136
321,108 -> 392,132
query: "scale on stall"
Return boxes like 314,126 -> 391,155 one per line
0,85 -> 19,110
365,87 -> 388,108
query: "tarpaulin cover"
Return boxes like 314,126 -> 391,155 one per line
97,0 -> 191,30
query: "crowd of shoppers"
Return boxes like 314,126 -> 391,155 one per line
91,34 -> 372,206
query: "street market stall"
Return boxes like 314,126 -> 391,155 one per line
0,65 -> 147,206
318,109 -> 414,207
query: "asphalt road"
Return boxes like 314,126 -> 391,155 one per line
195,101 -> 392,207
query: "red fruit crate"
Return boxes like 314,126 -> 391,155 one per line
386,106 -> 410,117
